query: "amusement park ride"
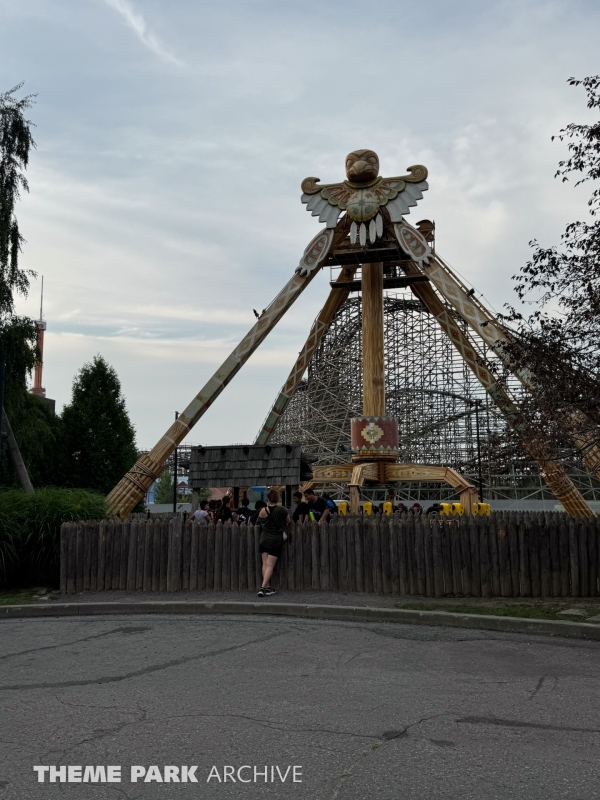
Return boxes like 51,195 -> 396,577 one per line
107,150 -> 600,519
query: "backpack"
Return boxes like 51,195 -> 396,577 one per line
325,498 -> 337,514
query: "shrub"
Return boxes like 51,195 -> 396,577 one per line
0,488 -> 107,588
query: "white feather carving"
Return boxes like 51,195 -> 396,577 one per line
350,221 -> 357,244
369,219 -> 376,243
359,222 -> 367,247
376,213 -> 383,238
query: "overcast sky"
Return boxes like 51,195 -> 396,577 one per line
2,0 -> 599,449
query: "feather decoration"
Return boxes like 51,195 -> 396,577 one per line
369,219 -> 377,243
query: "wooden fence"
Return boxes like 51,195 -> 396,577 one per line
60,512 -> 600,598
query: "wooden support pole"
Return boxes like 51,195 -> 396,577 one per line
361,262 -> 385,417
2,409 -> 34,493
349,485 -> 360,514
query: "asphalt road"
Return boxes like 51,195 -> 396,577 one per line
1,614 -> 600,800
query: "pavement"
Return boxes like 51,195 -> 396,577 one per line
2,611 -> 600,799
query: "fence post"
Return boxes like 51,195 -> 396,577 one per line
221,522 -> 231,591
431,518 -> 444,598
60,523 -> 69,594
489,517 -> 501,597
198,521 -> 207,591
459,516 -> 471,596
75,522 -> 85,594
230,523 -> 239,591
143,520 -> 153,592
182,520 -> 192,591
587,517 -> 597,598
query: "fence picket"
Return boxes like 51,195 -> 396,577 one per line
143,522 -> 153,593
589,519 -> 598,598
182,521 -> 192,591
390,518 -> 400,595
489,517 -> 501,596
66,523 -> 76,594
578,520 -> 589,598
197,522 -> 207,591
159,519 -> 169,592
60,524 -> 69,594
449,522 -> 462,595
213,521 -> 223,591
221,523 -> 231,591
151,521 -> 161,592
380,521 -> 391,595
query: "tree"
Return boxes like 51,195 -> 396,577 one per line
0,84 -> 59,488
154,470 -> 173,504
0,83 -> 36,316
506,76 -> 600,440
60,355 -> 138,494
153,470 -> 202,505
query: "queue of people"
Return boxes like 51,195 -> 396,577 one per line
189,490 -> 440,598
192,494 -> 439,526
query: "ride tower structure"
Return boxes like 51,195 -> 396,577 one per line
108,150 -> 596,518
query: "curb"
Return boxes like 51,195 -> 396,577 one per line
2,601 -> 600,641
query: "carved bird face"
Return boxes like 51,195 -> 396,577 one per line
345,149 -> 379,184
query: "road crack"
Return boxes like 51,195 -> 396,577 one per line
0,629 -> 287,691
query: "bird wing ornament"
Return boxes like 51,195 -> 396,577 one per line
299,150 -> 429,255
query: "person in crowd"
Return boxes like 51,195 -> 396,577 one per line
322,493 -> 338,516
256,488 -> 291,597
410,502 -> 422,515
191,499 -> 210,524
234,497 -> 253,524
218,496 -> 233,524
303,488 -> 330,523
292,491 -> 309,523
426,502 -> 442,516
249,500 -> 267,525
207,499 -> 219,522
396,503 -> 408,514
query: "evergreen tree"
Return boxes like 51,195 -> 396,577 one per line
153,470 -> 173,504
60,355 -> 137,494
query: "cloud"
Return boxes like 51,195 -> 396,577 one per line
5,0 -> 600,447
101,0 -> 181,65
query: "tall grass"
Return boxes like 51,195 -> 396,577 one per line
0,488 -> 107,588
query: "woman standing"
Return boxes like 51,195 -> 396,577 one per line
256,489 -> 291,597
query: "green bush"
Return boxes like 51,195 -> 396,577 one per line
0,488 -> 107,589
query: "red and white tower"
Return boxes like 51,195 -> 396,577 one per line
30,277 -> 47,400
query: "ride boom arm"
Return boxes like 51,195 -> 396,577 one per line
423,254 -> 600,482
400,258 -> 594,517
107,250 -> 327,519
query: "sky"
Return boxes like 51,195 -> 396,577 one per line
1,0 -> 599,449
